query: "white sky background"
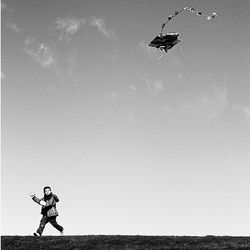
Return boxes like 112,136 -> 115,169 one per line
2,0 -> 250,235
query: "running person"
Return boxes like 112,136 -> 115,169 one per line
30,186 -> 64,236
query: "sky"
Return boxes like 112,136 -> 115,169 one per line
1,0 -> 250,236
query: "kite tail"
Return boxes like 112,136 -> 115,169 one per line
160,7 -> 218,35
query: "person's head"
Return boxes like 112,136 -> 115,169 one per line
43,186 -> 52,196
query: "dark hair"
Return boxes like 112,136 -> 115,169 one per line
43,186 -> 51,193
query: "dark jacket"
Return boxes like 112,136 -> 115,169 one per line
32,193 -> 59,217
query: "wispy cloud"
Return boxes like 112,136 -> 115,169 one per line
67,52 -> 77,78
52,16 -> 116,41
144,79 -> 164,94
5,22 -> 22,32
233,105 -> 250,122
89,17 -> 116,39
125,107 -> 136,123
54,17 -> 85,42
2,2 -> 21,32
128,85 -> 137,94
24,38 -> 55,68
1,2 -> 7,10
162,75 -> 228,123
104,90 -> 118,103
1,72 -> 6,80
1,1 -> 15,14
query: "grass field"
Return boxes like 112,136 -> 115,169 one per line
2,235 -> 250,249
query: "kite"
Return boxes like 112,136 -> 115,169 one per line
149,32 -> 180,53
149,7 -> 218,53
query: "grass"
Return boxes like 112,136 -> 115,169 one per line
2,235 -> 250,249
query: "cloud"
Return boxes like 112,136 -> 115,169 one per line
142,78 -> 165,94
233,105 -> 250,121
89,17 -> 115,39
2,2 -> 21,32
147,80 -> 164,94
108,49 -> 119,60
53,49 -> 81,81
128,85 -> 137,94
1,72 -> 6,80
54,17 -> 85,42
104,90 -> 118,103
24,38 -> 55,68
67,52 -> 77,78
52,16 -> 116,41
5,22 -> 22,32
162,75 -> 228,123
1,2 -> 7,10
125,107 -> 136,123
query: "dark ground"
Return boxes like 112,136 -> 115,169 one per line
2,235 -> 250,250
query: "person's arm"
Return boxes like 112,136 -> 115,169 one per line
30,193 -> 43,205
52,194 -> 59,202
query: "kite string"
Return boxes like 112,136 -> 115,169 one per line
161,7 -> 218,34
56,105 -> 120,179
56,81 -> 143,179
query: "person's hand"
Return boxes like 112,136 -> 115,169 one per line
29,192 -> 35,198
39,200 -> 46,206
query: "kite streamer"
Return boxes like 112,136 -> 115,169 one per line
161,7 -> 218,34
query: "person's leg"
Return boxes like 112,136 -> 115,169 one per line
48,216 -> 64,233
36,216 -> 48,236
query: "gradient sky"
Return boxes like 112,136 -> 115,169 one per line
1,0 -> 250,236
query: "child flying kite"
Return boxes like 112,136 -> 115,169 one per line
30,186 -> 64,236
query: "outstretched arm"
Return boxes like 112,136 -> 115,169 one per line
30,193 -> 44,206
30,193 -> 59,207
30,193 -> 42,205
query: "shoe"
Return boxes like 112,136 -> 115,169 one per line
33,232 -> 40,236
60,231 -> 64,236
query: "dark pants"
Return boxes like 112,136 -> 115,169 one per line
37,216 -> 63,235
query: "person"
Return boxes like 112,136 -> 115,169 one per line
30,186 -> 64,236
